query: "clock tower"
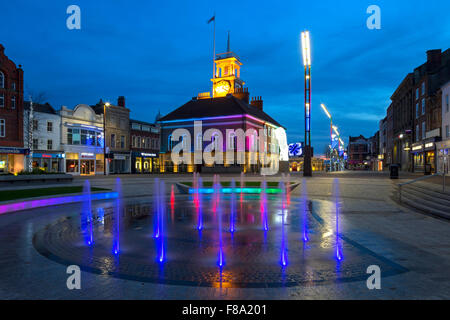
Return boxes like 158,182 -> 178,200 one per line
211,32 -> 245,98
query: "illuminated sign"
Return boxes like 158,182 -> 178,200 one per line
141,153 -> 157,157
0,147 -> 29,155
288,143 -> 303,157
33,153 -> 64,159
425,143 -> 434,149
114,154 -> 126,160
412,146 -> 423,151
81,152 -> 95,158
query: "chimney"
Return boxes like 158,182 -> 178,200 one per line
426,49 -> 442,72
250,96 -> 263,111
233,87 -> 249,104
0,44 -> 4,55
118,96 -> 125,107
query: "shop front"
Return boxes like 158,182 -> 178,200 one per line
65,151 -> 104,175
412,140 -> 438,173
0,147 -> 29,174
132,152 -> 160,173
32,152 -> 64,173
108,152 -> 131,174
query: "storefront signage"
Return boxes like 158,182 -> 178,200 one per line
141,153 -> 157,157
81,152 -> 95,159
0,147 -> 30,155
65,123 -> 102,131
33,153 -> 64,158
114,154 -> 126,160
425,143 -> 434,149
412,145 -> 423,151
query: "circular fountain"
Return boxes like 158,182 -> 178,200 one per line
33,175 -> 407,288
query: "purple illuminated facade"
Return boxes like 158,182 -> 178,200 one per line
159,94 -> 283,174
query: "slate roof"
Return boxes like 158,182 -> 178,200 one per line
24,101 -> 56,114
130,118 -> 157,126
159,95 -> 283,128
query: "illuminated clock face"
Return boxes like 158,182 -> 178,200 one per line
214,80 -> 231,95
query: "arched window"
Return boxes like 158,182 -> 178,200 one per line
228,132 -> 236,150
0,72 -> 4,89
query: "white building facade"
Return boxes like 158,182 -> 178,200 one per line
24,102 -> 63,172
60,104 -> 105,175
437,81 -> 450,173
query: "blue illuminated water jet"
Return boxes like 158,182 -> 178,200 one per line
279,181 -> 288,267
216,180 -> 225,268
157,180 -> 166,263
81,180 -> 94,246
261,179 -> 268,231
229,179 -> 236,233
333,179 -> 343,261
197,177 -> 203,231
301,179 -> 309,243
112,178 -> 122,255
153,178 -> 160,239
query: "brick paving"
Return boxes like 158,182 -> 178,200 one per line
0,172 -> 449,299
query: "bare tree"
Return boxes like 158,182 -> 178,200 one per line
25,88 -> 49,104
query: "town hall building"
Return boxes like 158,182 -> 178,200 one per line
158,39 -> 288,174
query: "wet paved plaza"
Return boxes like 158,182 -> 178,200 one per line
1,172 -> 450,299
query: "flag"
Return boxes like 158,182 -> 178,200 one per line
207,15 -> 215,24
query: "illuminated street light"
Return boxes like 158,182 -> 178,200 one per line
103,101 -> 111,175
301,30 -> 312,177
301,31 -> 311,67
320,103 -> 331,119
332,125 -> 340,136
320,103 -> 333,172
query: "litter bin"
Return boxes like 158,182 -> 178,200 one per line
424,164 -> 432,176
390,164 -> 399,179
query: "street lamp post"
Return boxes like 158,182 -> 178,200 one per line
332,125 -> 340,171
301,31 -> 312,177
103,102 -> 110,175
320,103 -> 333,172
339,137 -> 345,171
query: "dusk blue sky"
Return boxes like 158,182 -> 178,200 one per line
2,0 -> 450,155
